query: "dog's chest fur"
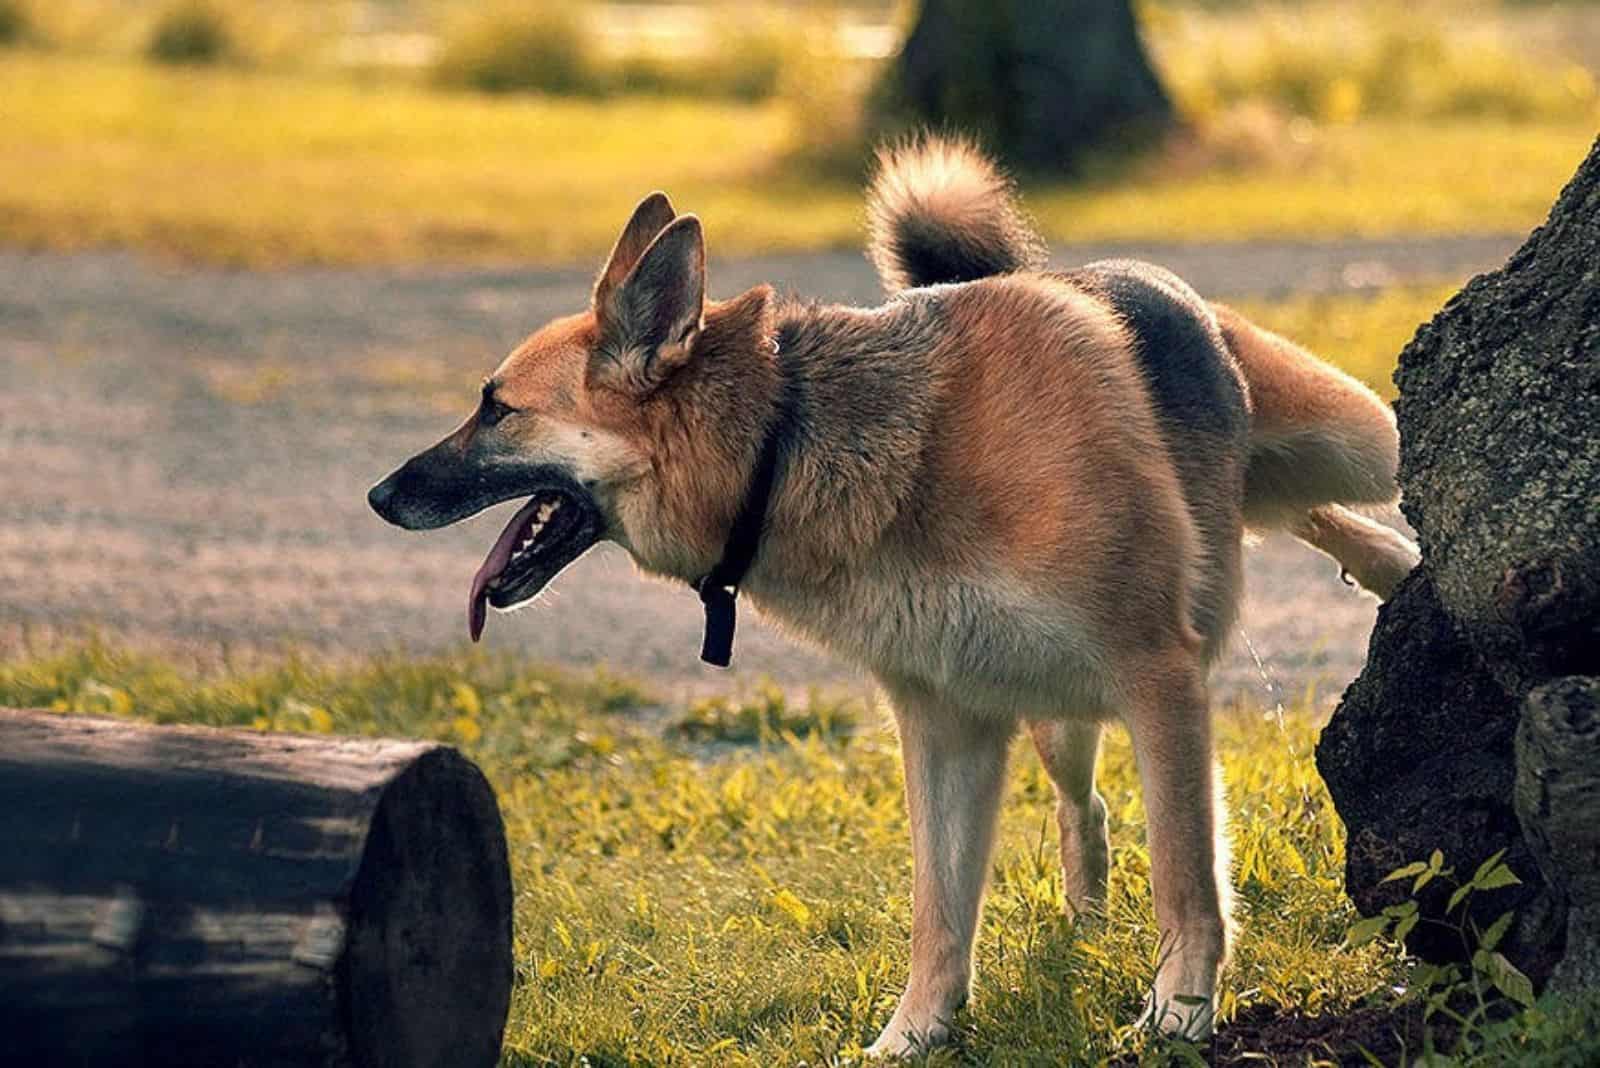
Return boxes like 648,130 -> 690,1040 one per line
752,549 -> 1114,716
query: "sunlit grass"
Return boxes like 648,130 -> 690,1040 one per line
1,639 -> 1401,1064
1149,0 -> 1600,124
0,53 -> 1593,267
0,54 -> 821,267
1031,119 -> 1593,245
668,681 -> 862,746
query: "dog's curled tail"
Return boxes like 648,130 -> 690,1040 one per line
1213,303 -> 1421,599
866,135 -> 1047,295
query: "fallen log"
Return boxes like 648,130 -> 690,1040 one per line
0,709 -> 513,1067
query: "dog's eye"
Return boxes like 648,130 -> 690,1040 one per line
479,384 -> 515,427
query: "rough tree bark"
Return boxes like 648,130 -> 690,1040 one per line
1516,677 -> 1600,994
873,0 -> 1174,172
0,709 -> 513,1067
1317,137 -> 1600,988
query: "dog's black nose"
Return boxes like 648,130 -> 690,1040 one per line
368,476 -> 399,523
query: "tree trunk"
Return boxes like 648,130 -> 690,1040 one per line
0,709 -> 513,1068
1316,136 -> 1600,989
874,0 -> 1173,173
1516,677 -> 1600,994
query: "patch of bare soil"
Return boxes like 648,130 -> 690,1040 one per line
1208,1001 -> 1436,1066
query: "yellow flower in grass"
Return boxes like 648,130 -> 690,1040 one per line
1319,78 -> 1363,125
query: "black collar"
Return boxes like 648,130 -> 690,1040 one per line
694,349 -> 796,667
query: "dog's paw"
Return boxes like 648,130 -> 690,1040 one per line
1135,989 -> 1215,1041
864,1026 -> 948,1060
865,1002 -> 957,1059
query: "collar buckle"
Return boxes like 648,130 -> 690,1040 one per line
696,579 -> 739,668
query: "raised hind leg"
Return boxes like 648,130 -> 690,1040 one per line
1291,504 -> 1419,601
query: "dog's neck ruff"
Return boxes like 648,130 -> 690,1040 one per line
694,337 -> 793,667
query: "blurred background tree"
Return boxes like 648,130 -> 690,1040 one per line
873,0 -> 1173,172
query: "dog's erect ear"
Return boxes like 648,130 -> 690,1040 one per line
593,215 -> 706,391
594,192 -> 676,312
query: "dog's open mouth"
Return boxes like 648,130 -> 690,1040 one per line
468,487 -> 602,642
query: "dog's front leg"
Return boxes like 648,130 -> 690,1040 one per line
867,683 -> 1014,1058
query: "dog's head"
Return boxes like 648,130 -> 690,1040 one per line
368,193 -> 775,641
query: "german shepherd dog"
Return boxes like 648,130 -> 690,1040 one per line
369,137 -> 1418,1055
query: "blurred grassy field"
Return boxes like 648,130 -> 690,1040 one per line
0,642 -> 1393,1064
0,54 -> 817,267
0,51 -> 1593,267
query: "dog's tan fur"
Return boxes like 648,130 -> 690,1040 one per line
372,136 -> 1418,1056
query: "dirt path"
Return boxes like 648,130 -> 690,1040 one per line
1,236 -> 1518,704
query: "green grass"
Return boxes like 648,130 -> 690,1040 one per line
1150,1 -> 1600,124
0,640 -> 1392,1063
0,54 -> 815,267
669,682 -> 863,746
8,638 -> 1596,1063
431,4 -> 790,103
1030,118 -> 1592,244
0,52 -> 1593,267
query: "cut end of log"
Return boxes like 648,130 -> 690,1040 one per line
344,748 -> 513,1068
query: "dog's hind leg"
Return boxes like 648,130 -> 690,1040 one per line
1291,504 -> 1420,601
1124,650 -> 1231,1040
1027,718 -> 1109,918
868,684 -> 1014,1059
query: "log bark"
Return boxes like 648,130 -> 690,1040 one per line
873,0 -> 1173,173
0,709 -> 513,1067
1317,136 -> 1600,989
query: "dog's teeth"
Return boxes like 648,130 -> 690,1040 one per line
537,500 -> 558,522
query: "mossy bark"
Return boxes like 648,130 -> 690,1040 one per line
1317,136 -> 1600,989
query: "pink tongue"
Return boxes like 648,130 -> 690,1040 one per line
468,498 -> 545,642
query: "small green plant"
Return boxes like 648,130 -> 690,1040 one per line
669,683 -> 863,745
145,2 -> 231,66
1347,849 -> 1537,1055
434,4 -> 795,103
432,5 -> 601,96
0,0 -> 29,47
